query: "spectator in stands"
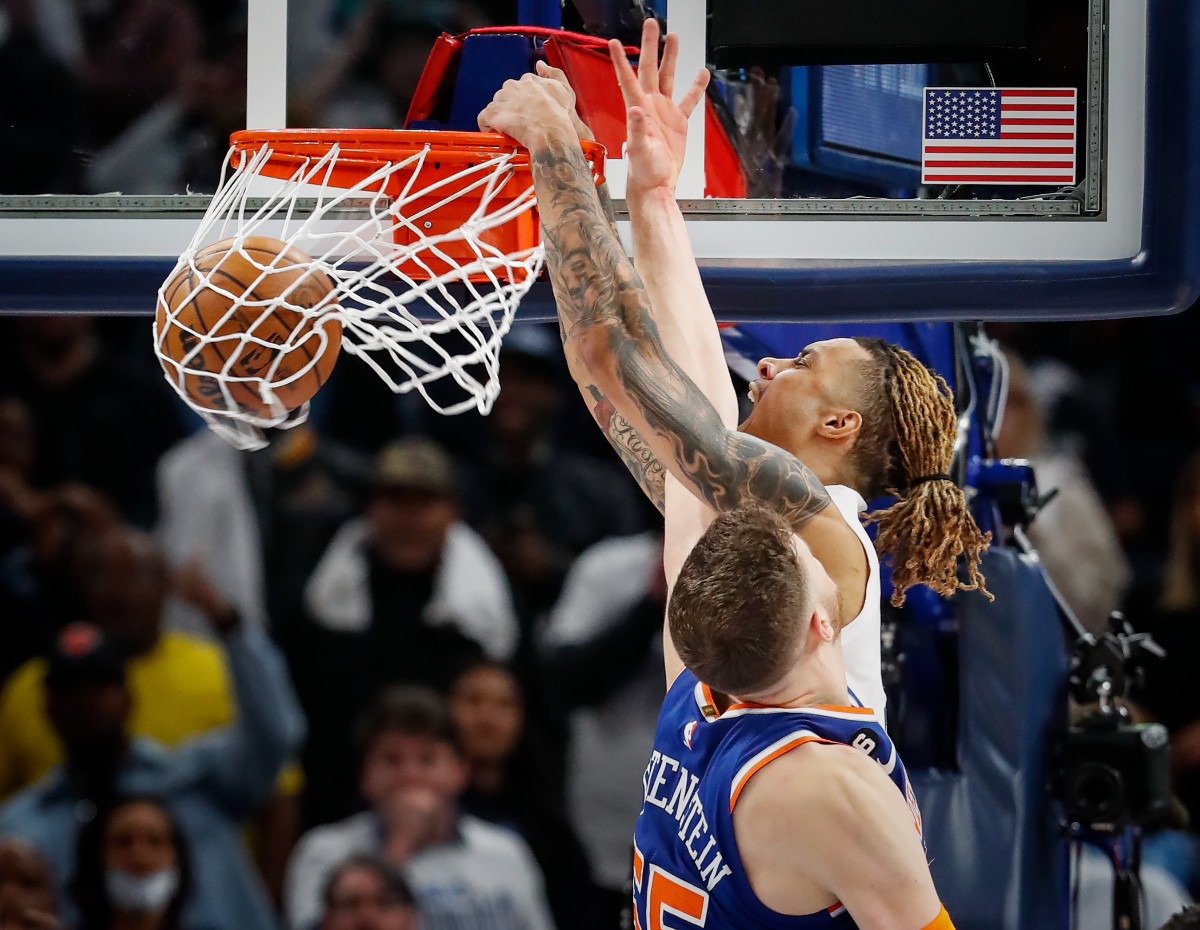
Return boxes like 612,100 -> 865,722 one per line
448,659 -> 593,930
298,437 -> 515,822
461,327 -> 646,622
541,531 -> 666,927
0,615 -> 304,930
0,393 -> 120,664
0,836 -> 59,929
306,436 -> 516,666
72,796 -> 191,930
285,686 -> 554,930
0,526 -> 231,798
156,421 -> 371,638
995,351 -> 1131,634
290,1 -> 490,132
84,16 -> 247,195
0,524 -> 303,902
0,395 -> 107,679
77,0 -> 203,150
318,854 -> 416,930
0,317 -> 186,528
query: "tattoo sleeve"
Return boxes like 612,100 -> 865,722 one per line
533,134 -> 830,529
595,181 -> 620,236
554,173 -> 668,513
586,384 -> 666,513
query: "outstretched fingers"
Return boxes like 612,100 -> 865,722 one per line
638,17 -> 661,94
609,38 -> 645,108
678,68 -> 711,119
611,24 -> 707,117
658,30 -> 678,97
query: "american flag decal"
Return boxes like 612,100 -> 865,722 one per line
921,87 -> 1077,185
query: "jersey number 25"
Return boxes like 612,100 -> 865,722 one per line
633,842 -> 710,930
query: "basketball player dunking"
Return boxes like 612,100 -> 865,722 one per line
479,40 -> 957,927
481,21 -> 991,725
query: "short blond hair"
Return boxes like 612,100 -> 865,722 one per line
669,507 -> 810,696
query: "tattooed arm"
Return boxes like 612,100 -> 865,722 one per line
481,80 -> 832,528
536,57 -> 734,578
585,380 -> 668,513
577,178 -> 670,513
555,179 -> 667,513
480,76 -> 865,684
535,62 -> 669,513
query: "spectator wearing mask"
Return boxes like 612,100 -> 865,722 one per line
285,686 -> 554,930
298,438 -> 516,822
0,525 -> 304,904
0,836 -> 59,930
0,616 -> 304,930
319,854 -> 416,930
72,796 -> 191,930
448,660 -> 593,930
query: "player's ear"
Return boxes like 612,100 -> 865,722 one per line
809,607 -> 836,644
817,408 -> 861,441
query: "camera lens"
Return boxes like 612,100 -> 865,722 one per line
1065,762 -> 1124,825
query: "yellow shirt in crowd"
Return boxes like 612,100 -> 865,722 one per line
0,630 -> 300,800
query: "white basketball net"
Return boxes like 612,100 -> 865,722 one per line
154,133 -> 547,450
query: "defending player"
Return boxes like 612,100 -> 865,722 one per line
638,505 -> 953,929
480,31 -> 990,717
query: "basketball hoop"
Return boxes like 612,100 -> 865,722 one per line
156,129 -> 605,450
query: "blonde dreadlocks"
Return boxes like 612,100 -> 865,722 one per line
850,337 -> 992,606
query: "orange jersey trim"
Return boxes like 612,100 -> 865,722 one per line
809,703 -> 875,715
922,905 -> 955,930
725,699 -> 876,716
729,733 -> 835,810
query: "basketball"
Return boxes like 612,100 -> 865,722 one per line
155,236 -> 342,419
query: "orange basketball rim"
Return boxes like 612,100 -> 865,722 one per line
228,129 -> 606,283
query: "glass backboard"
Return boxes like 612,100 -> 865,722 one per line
0,0 -> 1196,322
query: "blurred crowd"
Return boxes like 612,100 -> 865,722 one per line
0,312 -> 662,930
1,2 -> 1200,928
2,305 -> 1200,929
0,0 -> 535,197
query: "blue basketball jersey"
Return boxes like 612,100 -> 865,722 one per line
631,669 -> 923,930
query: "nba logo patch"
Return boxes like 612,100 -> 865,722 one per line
683,721 -> 698,749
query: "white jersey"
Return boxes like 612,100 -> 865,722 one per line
825,485 -> 886,722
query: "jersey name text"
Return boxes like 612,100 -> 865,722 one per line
641,749 -> 734,890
